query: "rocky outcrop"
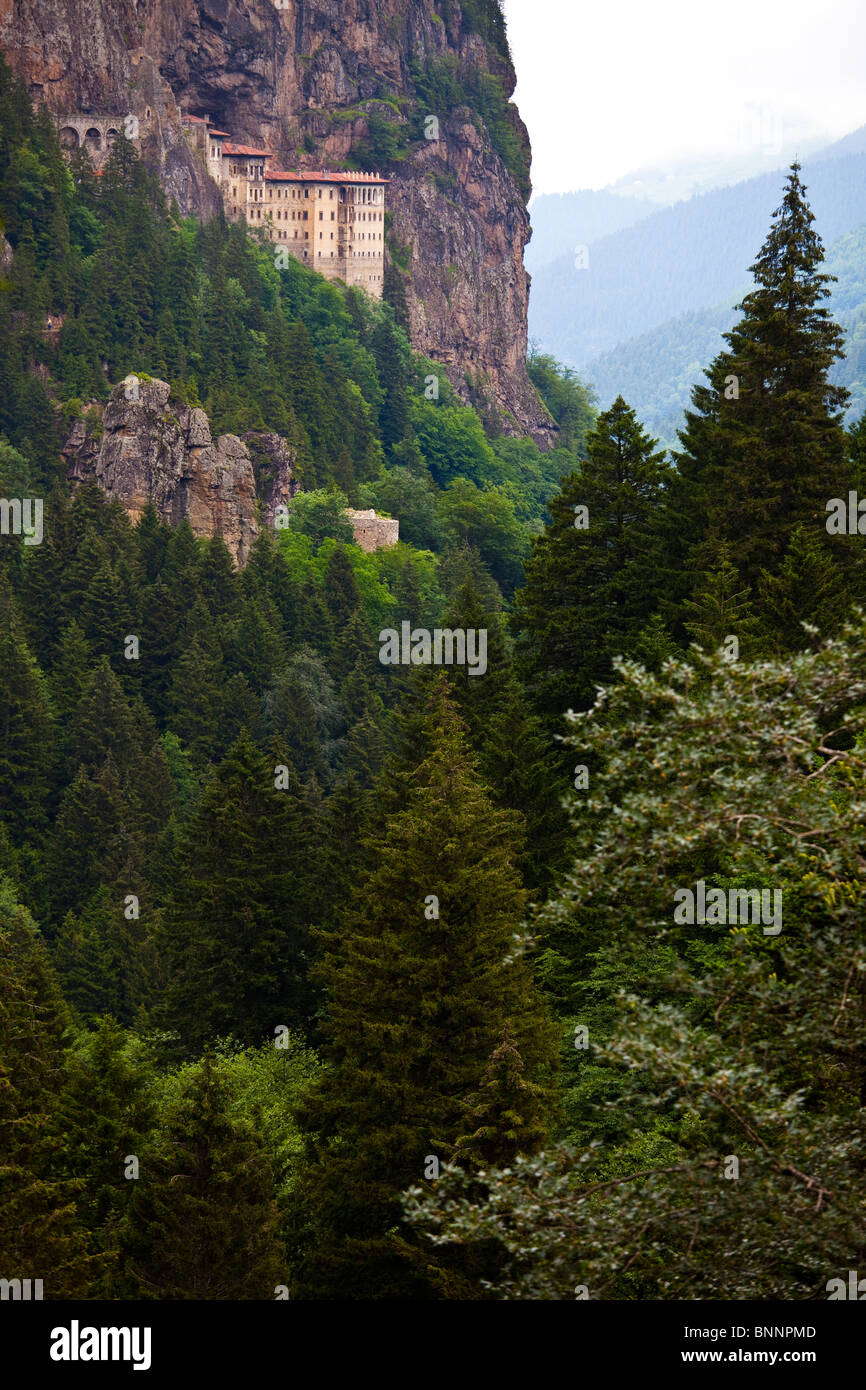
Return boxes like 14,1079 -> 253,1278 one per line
2,0 -> 553,442
242,429 -> 301,526
66,378 -> 260,565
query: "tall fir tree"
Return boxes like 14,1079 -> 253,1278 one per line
0,880 -> 97,1294
157,731 -> 314,1052
665,162 -> 852,609
511,395 -> 671,722
123,1056 -> 285,1299
292,676 -> 557,1298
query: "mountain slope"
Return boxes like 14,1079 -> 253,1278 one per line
0,0 -> 552,440
529,149 -> 866,368
584,222 -> 866,447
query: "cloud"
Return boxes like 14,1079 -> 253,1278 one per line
504,0 -> 866,192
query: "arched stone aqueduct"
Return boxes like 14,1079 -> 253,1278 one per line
56,116 -> 133,158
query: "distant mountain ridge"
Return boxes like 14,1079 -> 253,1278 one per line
529,146 -> 866,371
583,222 -> 866,450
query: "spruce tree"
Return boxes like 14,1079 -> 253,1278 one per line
57,1018 -> 157,1293
757,524 -> 849,651
124,1056 -> 285,1299
157,731 -> 314,1052
451,1024 -> 547,1169
0,573 -> 54,842
0,880 -> 96,1295
292,676 -> 557,1298
511,395 -> 671,722
667,163 -> 851,601
682,548 -> 763,656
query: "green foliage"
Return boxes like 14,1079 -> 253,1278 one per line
511,396 -> 673,721
285,488 -> 355,548
291,677 -> 558,1297
406,625 -> 866,1298
527,349 -> 597,453
124,1055 -> 285,1299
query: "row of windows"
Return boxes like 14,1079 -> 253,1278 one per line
224,164 -> 383,202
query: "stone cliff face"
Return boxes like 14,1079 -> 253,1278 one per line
63,379 -> 299,565
1,0 -> 553,442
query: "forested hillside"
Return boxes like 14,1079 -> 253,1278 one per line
2,35 -> 866,1306
585,221 -> 866,448
530,147 -> 866,366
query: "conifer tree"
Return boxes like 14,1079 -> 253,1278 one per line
451,1024 -> 547,1169
292,676 -> 556,1298
682,549 -> 763,656
57,1018 -> 157,1292
157,731 -> 314,1052
124,1056 -> 285,1299
512,395 -> 671,722
0,573 -> 54,843
0,881 -> 96,1295
667,163 -> 851,600
757,524 -> 849,651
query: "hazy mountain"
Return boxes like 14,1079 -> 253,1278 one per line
529,149 -> 866,370
525,190 -> 658,276
526,127 -> 853,278
582,222 -> 866,450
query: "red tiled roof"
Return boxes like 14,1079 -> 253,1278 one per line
209,129 -> 230,137
182,114 -> 208,125
265,168 -> 389,183
223,141 -> 271,157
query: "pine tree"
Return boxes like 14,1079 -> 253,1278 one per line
0,880 -> 96,1295
512,396 -> 671,722
124,1056 -> 285,1299
668,163 -> 851,600
157,731 -> 314,1052
292,676 -> 556,1298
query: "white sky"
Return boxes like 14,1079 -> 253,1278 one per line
503,0 -> 866,193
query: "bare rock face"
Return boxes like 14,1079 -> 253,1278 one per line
68,379 -> 260,565
242,430 -> 300,525
2,0 -> 553,441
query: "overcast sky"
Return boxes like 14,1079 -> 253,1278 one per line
503,0 -> 866,193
